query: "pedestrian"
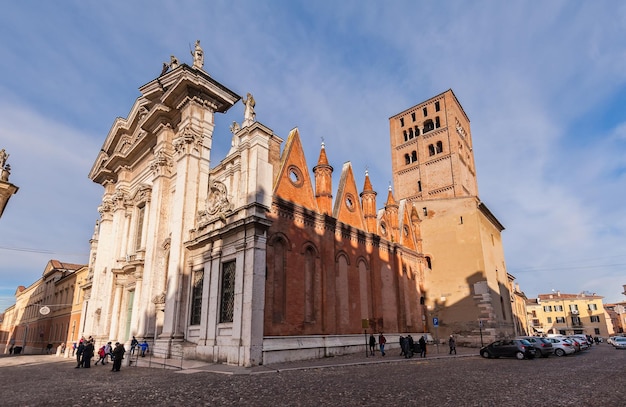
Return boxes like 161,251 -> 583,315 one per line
130,336 -> 139,355
407,335 -> 414,358
378,332 -> 387,356
95,345 -> 107,365
449,335 -> 457,355
369,334 -> 376,356
419,335 -> 427,358
104,341 -> 113,364
75,339 -> 85,368
111,342 -> 126,372
399,335 -> 406,357
8,345 -> 13,355
82,340 -> 94,368
140,340 -> 149,357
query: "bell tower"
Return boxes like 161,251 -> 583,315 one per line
389,89 -> 477,203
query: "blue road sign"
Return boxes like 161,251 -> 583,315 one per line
433,317 -> 439,327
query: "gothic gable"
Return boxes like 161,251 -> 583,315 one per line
273,128 -> 318,211
398,200 -> 418,251
333,162 -> 366,231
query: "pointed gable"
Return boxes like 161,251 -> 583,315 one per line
398,201 -> 418,251
333,162 -> 366,230
273,128 -> 318,211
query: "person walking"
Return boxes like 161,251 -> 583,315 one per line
104,341 -> 112,364
378,333 -> 387,356
419,335 -> 427,358
407,335 -> 415,358
75,339 -> 85,368
369,334 -> 376,356
130,336 -> 139,356
95,345 -> 107,365
111,342 -> 126,372
140,340 -> 149,357
448,335 -> 457,355
82,340 -> 94,368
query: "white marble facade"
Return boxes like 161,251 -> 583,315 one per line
85,63 -> 278,366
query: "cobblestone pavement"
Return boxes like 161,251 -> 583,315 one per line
0,344 -> 624,406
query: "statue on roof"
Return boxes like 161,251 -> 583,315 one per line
0,149 -> 8,169
191,40 -> 204,70
242,93 -> 256,127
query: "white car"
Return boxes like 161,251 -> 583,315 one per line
612,337 -> 626,349
545,337 -> 576,356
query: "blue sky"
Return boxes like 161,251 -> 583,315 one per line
1,1 -> 626,312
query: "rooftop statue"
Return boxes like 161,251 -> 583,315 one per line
191,40 -> 204,69
0,148 -> 8,169
242,93 -> 256,126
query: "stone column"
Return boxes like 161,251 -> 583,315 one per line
109,282 -> 124,340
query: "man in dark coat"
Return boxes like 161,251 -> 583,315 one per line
82,341 -> 94,368
111,342 -> 126,372
419,335 -> 427,358
75,340 -> 85,368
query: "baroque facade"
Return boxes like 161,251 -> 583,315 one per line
83,46 -> 514,366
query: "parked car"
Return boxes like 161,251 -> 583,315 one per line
480,339 -> 536,360
566,337 -> 587,352
516,336 -> 553,358
545,337 -> 576,356
612,337 -> 626,349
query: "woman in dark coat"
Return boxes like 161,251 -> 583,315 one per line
111,342 -> 126,372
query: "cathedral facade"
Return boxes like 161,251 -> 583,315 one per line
83,50 -> 512,367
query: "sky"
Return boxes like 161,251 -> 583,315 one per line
1,1 -> 625,312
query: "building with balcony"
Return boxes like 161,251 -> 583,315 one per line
526,292 -> 610,337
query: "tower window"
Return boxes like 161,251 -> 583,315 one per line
417,180 -> 422,192
428,144 -> 435,156
423,107 -> 428,116
424,120 -> 434,133
422,207 -> 428,216
408,128 -> 414,139
435,101 -> 440,112
425,256 -> 432,269
411,151 -> 417,162
405,154 -> 411,165
414,126 -> 420,137
411,112 -> 416,122
435,116 -> 441,128
436,141 -> 443,153
403,130 -> 408,142
400,118 -> 405,127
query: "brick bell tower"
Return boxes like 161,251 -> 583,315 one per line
389,89 -> 477,202
388,89 -> 515,341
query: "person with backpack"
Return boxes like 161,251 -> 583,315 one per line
95,345 -> 107,365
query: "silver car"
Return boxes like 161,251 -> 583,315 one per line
545,337 -> 576,356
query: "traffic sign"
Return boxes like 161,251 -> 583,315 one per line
433,317 -> 439,327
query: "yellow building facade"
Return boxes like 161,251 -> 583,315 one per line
526,292 -> 610,338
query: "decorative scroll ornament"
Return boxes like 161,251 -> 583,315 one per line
196,180 -> 233,229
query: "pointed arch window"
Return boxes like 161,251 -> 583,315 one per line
428,144 -> 435,156
405,154 -> 411,165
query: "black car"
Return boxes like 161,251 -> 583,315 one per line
480,339 -> 536,360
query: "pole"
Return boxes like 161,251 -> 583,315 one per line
365,329 -> 368,358
479,320 -> 484,347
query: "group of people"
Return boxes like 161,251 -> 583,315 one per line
74,336 -> 126,372
129,336 -> 150,357
368,333 -> 429,358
